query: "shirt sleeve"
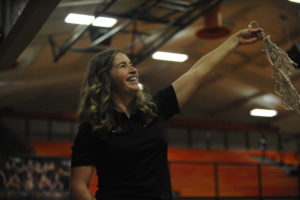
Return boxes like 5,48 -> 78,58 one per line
152,85 -> 181,121
71,122 -> 95,168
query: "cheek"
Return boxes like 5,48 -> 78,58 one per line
111,72 -> 127,88
111,77 -> 121,90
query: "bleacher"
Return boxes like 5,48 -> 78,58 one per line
26,142 -> 300,199
0,116 -> 299,199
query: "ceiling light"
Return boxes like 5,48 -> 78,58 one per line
152,51 -> 188,62
250,108 -> 278,117
65,13 -> 118,28
288,0 -> 300,3
92,16 -> 117,28
65,13 -> 95,25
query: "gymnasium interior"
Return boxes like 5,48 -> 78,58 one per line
1,0 -> 300,199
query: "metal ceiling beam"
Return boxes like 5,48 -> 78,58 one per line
49,0 -> 222,63
49,0 -> 117,62
57,0 -> 105,7
160,0 -> 196,7
128,0 -> 222,65
0,0 -> 60,69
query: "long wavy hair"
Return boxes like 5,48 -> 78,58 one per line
77,49 -> 157,136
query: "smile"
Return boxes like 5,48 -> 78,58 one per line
127,76 -> 138,82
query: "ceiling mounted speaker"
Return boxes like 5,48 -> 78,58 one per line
196,3 -> 231,39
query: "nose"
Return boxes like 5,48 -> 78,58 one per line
129,65 -> 138,74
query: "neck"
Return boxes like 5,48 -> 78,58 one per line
112,93 -> 135,118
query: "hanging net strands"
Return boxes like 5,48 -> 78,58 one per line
248,20 -> 300,114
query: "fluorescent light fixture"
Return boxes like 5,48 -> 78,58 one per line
65,13 -> 118,28
65,13 -> 95,25
152,51 -> 188,62
288,0 -> 300,3
92,16 -> 117,28
250,108 -> 278,117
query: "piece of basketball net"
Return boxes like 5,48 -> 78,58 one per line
248,20 -> 300,114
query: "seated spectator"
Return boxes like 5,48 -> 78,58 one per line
38,173 -> 52,191
7,172 -> 20,190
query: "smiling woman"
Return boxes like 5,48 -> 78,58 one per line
110,52 -> 140,108
76,49 -> 157,138
70,26 -> 263,200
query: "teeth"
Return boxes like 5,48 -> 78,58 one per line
128,77 -> 137,81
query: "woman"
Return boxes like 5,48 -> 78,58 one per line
70,27 -> 263,200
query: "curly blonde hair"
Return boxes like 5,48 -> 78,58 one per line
77,49 -> 157,136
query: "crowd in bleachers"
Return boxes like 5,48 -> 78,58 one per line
0,157 -> 70,192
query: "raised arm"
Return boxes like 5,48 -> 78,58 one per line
172,28 -> 263,108
70,166 -> 96,200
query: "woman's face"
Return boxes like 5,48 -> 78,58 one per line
110,52 -> 139,96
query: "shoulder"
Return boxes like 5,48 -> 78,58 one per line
152,85 -> 180,121
152,85 -> 177,103
73,121 -> 93,147
71,122 -> 95,167
80,121 -> 93,130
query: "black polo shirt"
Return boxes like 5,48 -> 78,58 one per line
71,85 -> 180,200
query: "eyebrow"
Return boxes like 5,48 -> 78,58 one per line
117,61 -> 126,66
117,61 -> 133,67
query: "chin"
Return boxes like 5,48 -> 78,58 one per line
132,87 -> 140,93
127,84 -> 140,93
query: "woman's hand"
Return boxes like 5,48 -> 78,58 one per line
235,28 -> 264,45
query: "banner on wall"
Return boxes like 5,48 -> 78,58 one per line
0,155 -> 70,200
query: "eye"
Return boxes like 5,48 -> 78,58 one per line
119,64 -> 126,68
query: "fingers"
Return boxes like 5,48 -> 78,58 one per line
240,37 -> 258,45
238,28 -> 264,45
250,28 -> 264,40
